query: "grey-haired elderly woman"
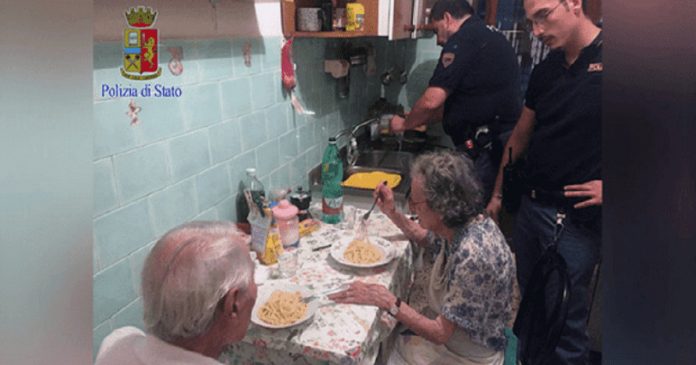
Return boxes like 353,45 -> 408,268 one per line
330,151 -> 516,365
95,221 -> 257,365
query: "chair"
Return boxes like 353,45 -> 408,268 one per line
513,244 -> 571,365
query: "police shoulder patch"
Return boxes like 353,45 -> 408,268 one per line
441,52 -> 455,68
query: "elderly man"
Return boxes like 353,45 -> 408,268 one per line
486,0 -> 602,363
95,221 -> 257,365
390,0 -> 521,201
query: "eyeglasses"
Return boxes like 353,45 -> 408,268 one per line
524,0 -> 565,31
407,194 -> 427,209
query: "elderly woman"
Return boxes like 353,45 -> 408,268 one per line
330,151 -> 516,365
95,221 -> 257,365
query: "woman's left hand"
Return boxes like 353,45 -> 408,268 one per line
328,281 -> 395,310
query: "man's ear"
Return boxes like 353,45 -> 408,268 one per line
567,0 -> 583,14
223,288 -> 239,318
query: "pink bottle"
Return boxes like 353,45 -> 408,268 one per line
272,199 -> 300,248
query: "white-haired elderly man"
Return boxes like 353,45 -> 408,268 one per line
95,221 -> 257,365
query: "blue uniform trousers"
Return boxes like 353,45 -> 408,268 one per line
512,195 -> 600,365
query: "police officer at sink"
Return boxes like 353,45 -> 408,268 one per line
390,0 -> 521,201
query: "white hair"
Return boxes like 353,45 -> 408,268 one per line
141,221 -> 253,342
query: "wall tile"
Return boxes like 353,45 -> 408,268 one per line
157,40 -> 200,86
262,37 -> 282,71
194,207 -> 219,221
93,320 -> 113,360
256,140 -> 280,178
134,97 -> 185,144
265,103 -> 289,140
209,119 -> 242,163
94,99 -> 138,159
196,39 -> 234,81
251,73 -> 276,110
111,297 -> 144,330
270,163 -> 291,190
94,158 -> 118,217
94,199 -> 154,268
93,258 -> 137,327
196,164 -> 232,211
216,196 -> 237,222
181,83 -> 222,129
278,131 -> 298,164
232,38 -> 263,76
128,241 -> 155,296
240,111 -> 268,152
297,124 -> 313,155
169,130 -> 211,180
220,78 -> 252,118
148,179 -> 197,236
113,143 -> 170,202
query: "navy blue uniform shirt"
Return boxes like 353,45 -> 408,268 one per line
429,16 -> 521,146
524,32 -> 603,191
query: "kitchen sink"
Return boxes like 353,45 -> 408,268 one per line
309,149 -> 413,208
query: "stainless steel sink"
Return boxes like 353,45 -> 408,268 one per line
309,150 -> 413,208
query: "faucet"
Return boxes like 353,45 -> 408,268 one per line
333,117 -> 380,167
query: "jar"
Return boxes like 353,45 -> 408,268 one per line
272,199 -> 300,248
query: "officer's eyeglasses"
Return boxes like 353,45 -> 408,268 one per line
524,0 -> 565,32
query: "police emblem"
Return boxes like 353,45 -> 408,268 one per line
120,6 -> 162,80
441,52 -> 455,68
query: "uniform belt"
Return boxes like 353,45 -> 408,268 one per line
527,187 -> 568,207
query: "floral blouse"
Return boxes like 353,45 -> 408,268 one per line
432,215 -> 516,351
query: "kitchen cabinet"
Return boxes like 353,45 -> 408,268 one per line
281,0 -> 417,40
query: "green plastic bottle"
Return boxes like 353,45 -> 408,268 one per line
321,137 -> 343,224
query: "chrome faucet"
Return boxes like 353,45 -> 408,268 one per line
333,118 -> 380,167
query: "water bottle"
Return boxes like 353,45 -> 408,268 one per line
321,137 -> 343,224
244,168 -> 266,216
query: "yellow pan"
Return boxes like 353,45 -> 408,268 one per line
342,171 -> 401,190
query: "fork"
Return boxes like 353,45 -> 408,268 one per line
362,180 -> 388,221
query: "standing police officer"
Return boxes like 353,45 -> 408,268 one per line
486,0 -> 602,363
390,0 -> 521,201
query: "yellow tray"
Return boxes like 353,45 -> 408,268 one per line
342,171 -> 401,190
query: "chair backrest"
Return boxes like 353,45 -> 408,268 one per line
513,246 -> 571,365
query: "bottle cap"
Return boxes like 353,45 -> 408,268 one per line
328,137 -> 337,143
246,167 -> 256,175
272,199 -> 299,220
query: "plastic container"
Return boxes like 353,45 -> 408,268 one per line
272,199 -> 300,248
321,137 -> 344,224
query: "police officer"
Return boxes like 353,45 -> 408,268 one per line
486,0 -> 602,363
390,0 -> 521,201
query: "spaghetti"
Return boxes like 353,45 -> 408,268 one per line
258,290 -> 308,326
343,239 -> 383,264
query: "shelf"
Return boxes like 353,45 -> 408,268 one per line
292,31 -> 374,38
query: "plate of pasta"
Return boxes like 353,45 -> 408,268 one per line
330,236 -> 394,268
251,284 -> 319,329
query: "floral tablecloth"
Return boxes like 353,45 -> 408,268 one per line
222,205 -> 414,365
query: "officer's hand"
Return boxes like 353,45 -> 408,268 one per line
374,183 -> 396,217
564,180 -> 602,208
390,115 -> 406,133
486,197 -> 502,224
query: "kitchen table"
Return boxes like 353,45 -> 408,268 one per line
222,204 -> 414,365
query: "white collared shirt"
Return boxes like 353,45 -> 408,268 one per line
95,326 -> 224,365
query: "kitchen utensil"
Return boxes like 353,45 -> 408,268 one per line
362,181 -> 387,221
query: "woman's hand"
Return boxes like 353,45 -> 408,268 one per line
328,281 -> 396,310
374,183 -> 396,217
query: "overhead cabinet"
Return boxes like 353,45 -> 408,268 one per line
281,0 -> 420,40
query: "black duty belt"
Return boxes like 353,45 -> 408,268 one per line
527,187 -> 569,207
455,124 -> 495,158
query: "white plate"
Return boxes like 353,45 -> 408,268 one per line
330,236 -> 394,268
251,283 -> 318,329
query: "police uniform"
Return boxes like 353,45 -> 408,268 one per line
513,32 -> 603,365
429,16 -> 521,199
